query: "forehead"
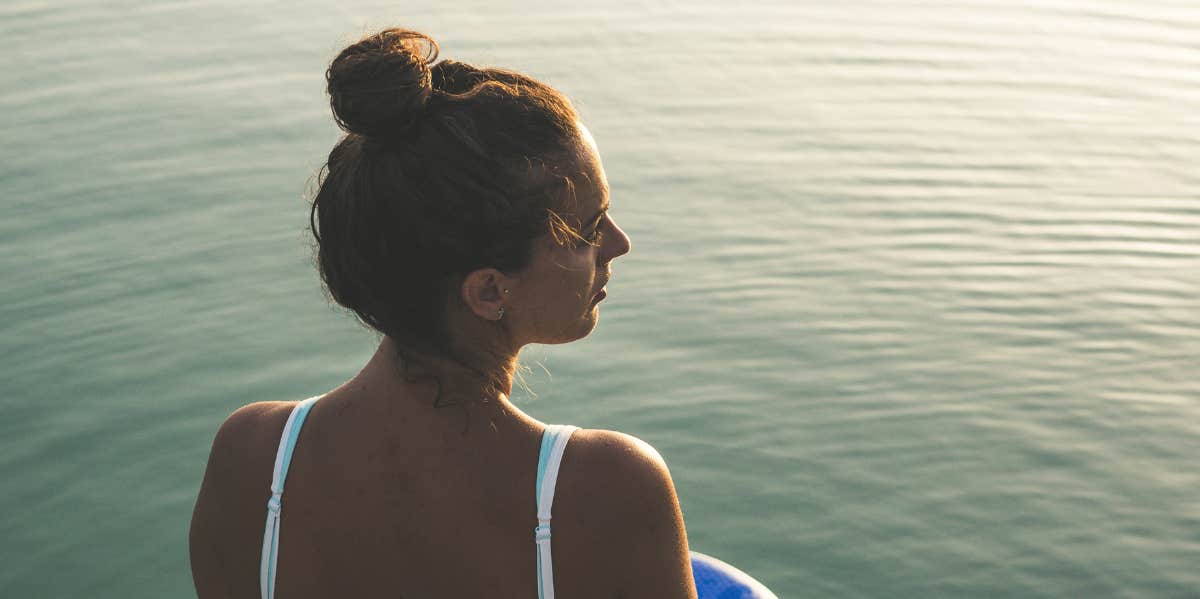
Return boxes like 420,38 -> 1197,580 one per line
559,122 -> 609,220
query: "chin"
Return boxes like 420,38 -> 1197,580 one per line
539,308 -> 600,345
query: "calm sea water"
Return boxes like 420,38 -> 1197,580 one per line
3,0 -> 1198,596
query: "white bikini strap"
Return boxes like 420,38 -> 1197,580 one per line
260,396 -> 320,599
535,424 -> 579,599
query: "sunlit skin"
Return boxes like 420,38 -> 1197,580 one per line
468,121 -> 631,346
419,120 -> 630,422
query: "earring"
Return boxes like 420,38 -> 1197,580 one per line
497,289 -> 510,320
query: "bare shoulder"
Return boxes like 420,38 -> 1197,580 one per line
568,428 -> 673,493
563,428 -> 681,530
563,428 -> 697,598
212,401 -> 295,457
189,400 -> 300,598
195,400 -> 300,506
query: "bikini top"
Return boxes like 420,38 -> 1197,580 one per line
258,396 -> 578,599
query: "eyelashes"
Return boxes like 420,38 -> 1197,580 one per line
581,226 -> 603,246
577,213 -> 608,247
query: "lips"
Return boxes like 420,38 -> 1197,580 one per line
592,277 -> 609,300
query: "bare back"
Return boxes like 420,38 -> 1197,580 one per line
189,387 -> 697,598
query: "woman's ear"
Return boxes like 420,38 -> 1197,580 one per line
461,268 -> 512,321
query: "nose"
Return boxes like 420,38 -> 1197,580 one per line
604,215 -> 631,261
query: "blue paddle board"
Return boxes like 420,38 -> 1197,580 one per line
691,551 -> 778,598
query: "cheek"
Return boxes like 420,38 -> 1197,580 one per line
550,249 -> 597,287
563,255 -> 598,292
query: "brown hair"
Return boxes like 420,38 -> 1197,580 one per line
309,28 -> 587,404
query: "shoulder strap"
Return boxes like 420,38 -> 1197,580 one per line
260,396 -> 321,599
534,424 -> 579,599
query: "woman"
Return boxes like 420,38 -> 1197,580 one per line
189,28 -> 698,598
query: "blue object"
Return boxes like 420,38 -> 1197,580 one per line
691,551 -> 778,599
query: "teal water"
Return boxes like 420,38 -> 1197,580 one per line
3,0 -> 1199,596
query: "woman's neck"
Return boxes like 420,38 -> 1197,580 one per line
340,336 -> 537,437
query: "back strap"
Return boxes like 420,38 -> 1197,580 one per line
535,424 -> 579,599
260,396 -> 321,599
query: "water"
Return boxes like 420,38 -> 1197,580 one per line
3,0 -> 1198,596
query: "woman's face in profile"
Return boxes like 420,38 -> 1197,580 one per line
513,122 -> 631,345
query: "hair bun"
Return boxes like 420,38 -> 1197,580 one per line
326,28 -> 440,138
